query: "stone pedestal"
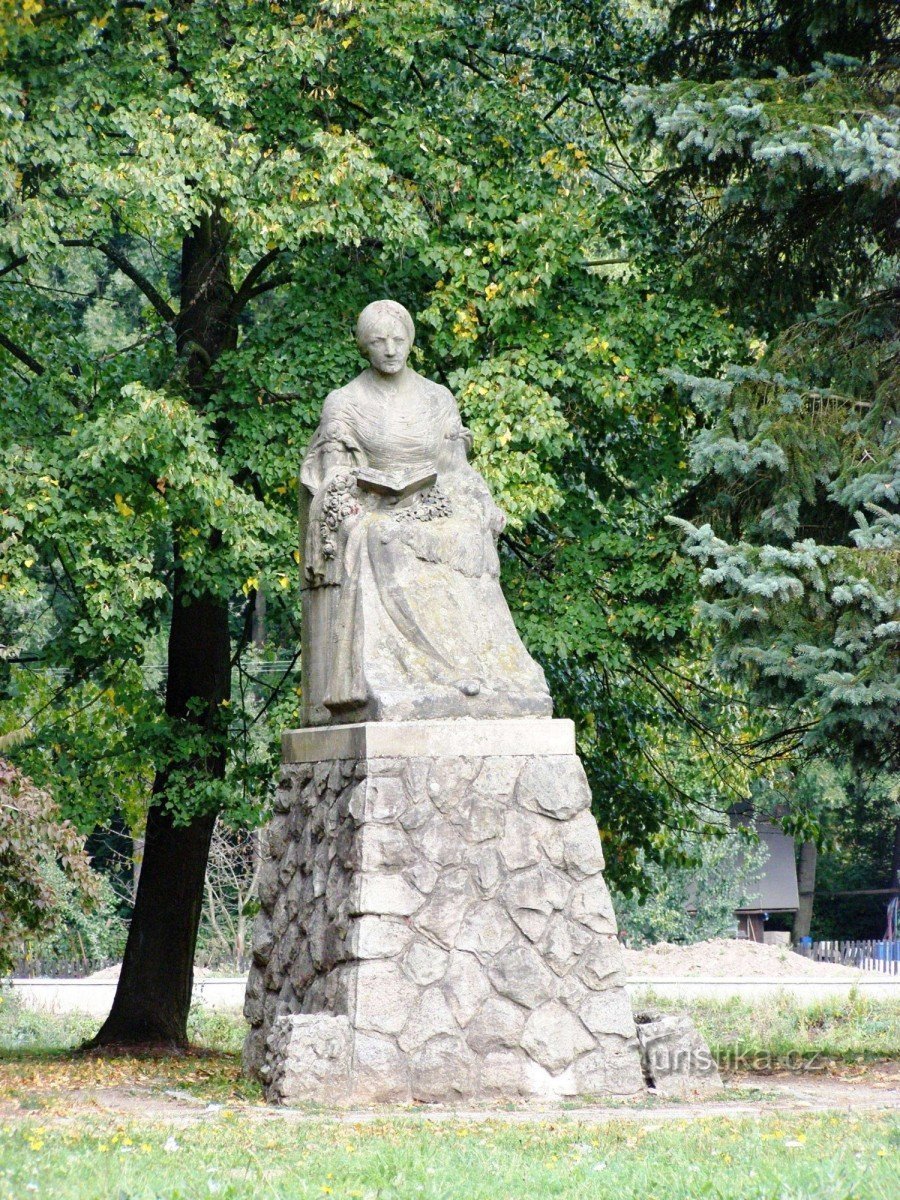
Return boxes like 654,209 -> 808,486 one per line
243,719 -> 644,1104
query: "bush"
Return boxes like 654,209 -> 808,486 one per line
611,830 -> 767,946
0,758 -> 101,975
13,860 -> 127,976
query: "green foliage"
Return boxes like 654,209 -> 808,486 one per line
611,828 -> 767,946
811,771 -> 900,939
628,0 -> 898,323
14,860 -> 127,975
0,758 -> 101,975
667,292 -> 898,772
629,0 -> 898,781
0,0 -> 755,894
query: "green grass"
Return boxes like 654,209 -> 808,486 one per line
635,990 -> 900,1068
0,1113 -> 897,1199
0,990 -> 244,1057
0,992 -> 898,1198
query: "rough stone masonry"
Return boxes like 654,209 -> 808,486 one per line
243,719 -> 645,1104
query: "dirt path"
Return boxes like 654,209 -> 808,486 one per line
1,1068 -> 897,1127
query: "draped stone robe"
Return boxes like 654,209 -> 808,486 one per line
298,370 -> 552,724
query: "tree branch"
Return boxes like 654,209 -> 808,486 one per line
245,273 -> 294,302
62,239 -> 177,323
0,255 -> 27,280
230,249 -> 282,315
0,329 -> 45,376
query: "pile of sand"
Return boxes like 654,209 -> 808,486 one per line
85,964 -> 213,981
622,937 -> 871,980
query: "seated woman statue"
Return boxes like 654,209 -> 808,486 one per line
299,300 -> 552,725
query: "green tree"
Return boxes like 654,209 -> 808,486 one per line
2,0 -> 748,1044
621,1 -> 897,935
625,0 -> 898,770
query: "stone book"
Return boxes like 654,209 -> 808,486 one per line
355,465 -> 437,499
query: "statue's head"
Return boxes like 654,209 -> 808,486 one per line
356,300 -> 415,377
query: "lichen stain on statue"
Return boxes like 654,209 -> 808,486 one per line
299,299 -> 552,726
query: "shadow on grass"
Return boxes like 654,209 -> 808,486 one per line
0,993 -> 262,1105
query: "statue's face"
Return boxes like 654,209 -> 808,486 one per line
362,318 -> 411,376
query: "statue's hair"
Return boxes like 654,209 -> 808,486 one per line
355,300 -> 415,348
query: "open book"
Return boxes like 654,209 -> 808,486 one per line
356,466 -> 438,499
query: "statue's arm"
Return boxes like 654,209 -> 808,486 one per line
300,393 -> 365,583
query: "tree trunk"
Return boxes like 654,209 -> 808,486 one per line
89,214 -> 237,1047
89,589 -> 230,1046
793,839 -> 818,942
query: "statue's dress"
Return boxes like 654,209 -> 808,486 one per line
299,370 -> 552,724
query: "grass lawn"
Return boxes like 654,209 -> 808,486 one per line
0,1112 -> 898,1199
638,990 -> 900,1069
0,990 -> 898,1198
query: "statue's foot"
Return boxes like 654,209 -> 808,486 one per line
455,677 -> 481,697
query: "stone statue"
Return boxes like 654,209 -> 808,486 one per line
299,300 -> 552,724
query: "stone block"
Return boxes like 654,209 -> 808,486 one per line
365,774 -> 408,822
479,1049 -> 527,1098
415,819 -> 467,867
499,810 -> 542,871
463,795 -> 506,842
251,914 -> 274,967
242,1024 -> 267,1081
243,966 -> 265,1026
455,901 -> 518,959
569,876 -> 618,934
413,870 -> 477,947
348,915 -> 414,959
404,860 -> 439,894
397,986 -> 458,1053
471,846 -> 503,894
410,1035 -> 477,1103
401,940 -> 449,987
578,988 -> 637,1038
426,757 -> 479,811
575,936 -> 626,990
266,813 -> 292,861
443,950 -> 491,1026
521,1001 -> 594,1073
559,811 -> 605,878
282,719 -> 575,764
516,756 -> 590,820
353,961 -> 420,1036
465,996 -> 526,1055
360,825 -> 413,871
502,865 -> 570,942
353,1032 -> 410,1103
489,944 -> 556,1010
634,1010 -> 724,1098
540,914 -> 592,976
265,1014 -> 353,1105
574,1038 -> 645,1098
353,872 -> 424,917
